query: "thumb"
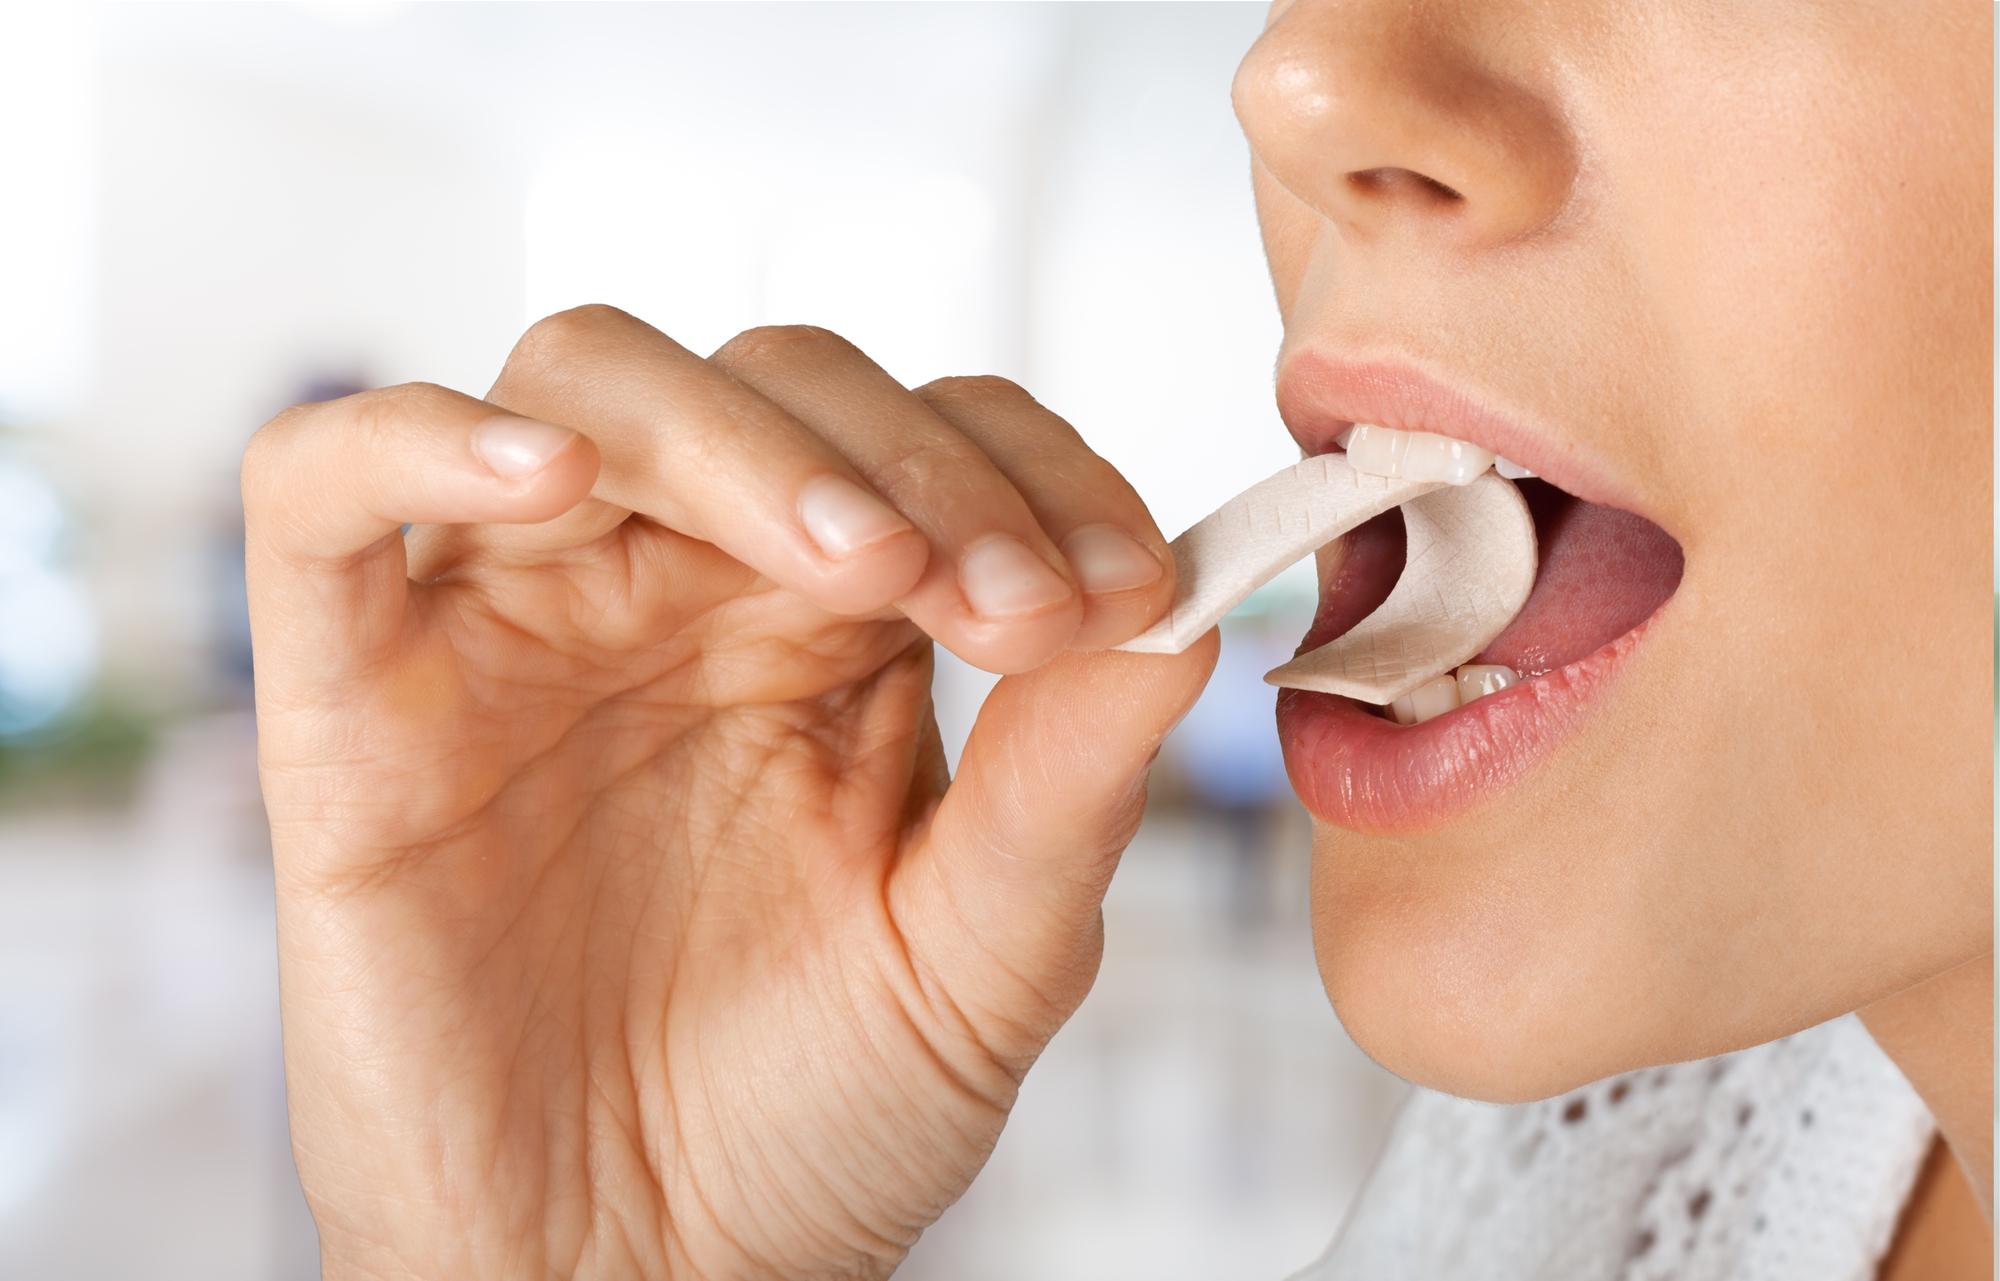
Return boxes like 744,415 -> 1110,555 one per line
895,631 -> 1219,1065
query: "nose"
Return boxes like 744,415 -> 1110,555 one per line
1233,2 -> 1576,249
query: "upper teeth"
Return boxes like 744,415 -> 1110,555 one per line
1338,423 -> 1530,485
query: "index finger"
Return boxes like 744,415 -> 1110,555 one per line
488,306 -> 931,617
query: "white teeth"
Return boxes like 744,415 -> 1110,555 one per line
1455,663 -> 1519,703
1342,423 -> 1407,478
1387,674 -> 1461,725
1386,664 -> 1521,725
1344,423 -> 1496,486
1336,425 -> 1530,482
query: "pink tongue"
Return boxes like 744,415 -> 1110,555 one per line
1298,480 -> 1683,679
1476,480 -> 1682,676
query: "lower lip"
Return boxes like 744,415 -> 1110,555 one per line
1275,617 -> 1657,833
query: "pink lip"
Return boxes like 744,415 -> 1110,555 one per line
1273,351 -> 1664,833
1278,620 -> 1654,833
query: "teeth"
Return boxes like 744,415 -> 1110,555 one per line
1494,458 -> 1536,480
1344,424 -> 1496,486
1342,424 -> 1409,477
1386,663 -> 1521,725
1455,663 -> 1519,702
1386,674 -> 1460,725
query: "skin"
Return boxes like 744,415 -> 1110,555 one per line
245,312 -> 1213,1278
244,2 -> 1991,1276
1237,0 -> 1992,1246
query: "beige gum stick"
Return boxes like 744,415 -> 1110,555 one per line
1114,453 -> 1538,706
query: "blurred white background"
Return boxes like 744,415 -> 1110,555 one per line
0,4 -> 1407,1278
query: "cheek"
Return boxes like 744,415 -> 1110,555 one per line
1610,20 -> 1988,509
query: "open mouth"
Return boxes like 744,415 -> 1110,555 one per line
1301,477 -> 1684,719
1271,358 -> 1685,831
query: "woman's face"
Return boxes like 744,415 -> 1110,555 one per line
1236,0 -> 1992,1099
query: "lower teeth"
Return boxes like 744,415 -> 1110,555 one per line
1385,663 -> 1519,725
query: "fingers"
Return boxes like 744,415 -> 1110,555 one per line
486,306 -> 930,619
242,382 -> 599,673
892,636 -> 1219,1064
461,308 -> 1169,673
916,376 -> 1176,652
711,329 -> 1085,673
712,329 -> 1172,671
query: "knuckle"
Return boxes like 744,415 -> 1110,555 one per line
240,382 -> 456,518
711,323 -> 852,369
510,304 -> 640,373
356,381 -> 453,415
917,374 -> 1028,406
344,383 -> 454,453
919,376 -> 1090,456
240,391 -> 355,510
877,439 -> 973,494
240,413 -> 301,505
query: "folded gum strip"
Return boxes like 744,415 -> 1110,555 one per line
1114,454 -> 1538,706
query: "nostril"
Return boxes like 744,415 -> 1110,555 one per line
1348,167 -> 1466,205
1414,174 -> 1464,202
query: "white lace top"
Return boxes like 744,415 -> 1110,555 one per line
1295,1016 -> 1933,1281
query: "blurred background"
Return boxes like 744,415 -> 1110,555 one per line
0,4 -> 1408,1278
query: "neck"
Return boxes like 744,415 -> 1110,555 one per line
1860,952 -> 1994,1219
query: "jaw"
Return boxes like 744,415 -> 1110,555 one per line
1301,535 -> 1994,1104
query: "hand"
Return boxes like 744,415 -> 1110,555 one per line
243,307 -> 1217,1280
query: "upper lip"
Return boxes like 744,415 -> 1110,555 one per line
1275,351 -> 1640,514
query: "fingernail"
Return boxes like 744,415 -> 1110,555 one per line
798,474 -> 913,559
1062,525 -> 1164,595
960,535 -> 1073,618
472,416 -> 577,479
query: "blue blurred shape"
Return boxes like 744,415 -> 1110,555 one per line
0,459 -> 96,736
1175,618 -> 1297,808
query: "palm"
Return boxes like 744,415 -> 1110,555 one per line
272,513 -> 1052,1277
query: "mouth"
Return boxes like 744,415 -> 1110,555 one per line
1273,357 -> 1685,833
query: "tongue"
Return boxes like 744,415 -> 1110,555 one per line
1479,480 -> 1683,675
1299,479 -> 1683,679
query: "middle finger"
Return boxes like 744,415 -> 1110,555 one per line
711,326 -> 1090,674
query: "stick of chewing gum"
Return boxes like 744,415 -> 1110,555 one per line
1114,453 -> 1537,707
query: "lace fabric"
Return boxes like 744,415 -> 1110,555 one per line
1296,1016 -> 1933,1281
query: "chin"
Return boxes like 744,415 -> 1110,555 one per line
1296,701 -> 1734,1107
1305,830 -> 1618,1104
